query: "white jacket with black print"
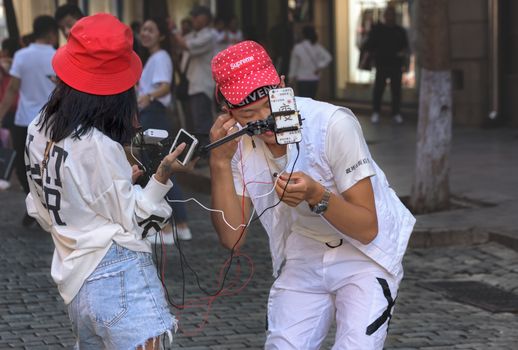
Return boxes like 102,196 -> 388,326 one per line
231,97 -> 415,280
25,115 -> 173,304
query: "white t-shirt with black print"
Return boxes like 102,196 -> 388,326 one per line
25,116 -> 173,304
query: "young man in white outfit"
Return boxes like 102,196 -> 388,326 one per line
208,41 -> 415,349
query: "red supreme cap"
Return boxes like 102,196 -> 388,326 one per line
212,41 -> 280,107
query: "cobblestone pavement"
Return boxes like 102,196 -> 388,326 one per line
1,189 -> 518,349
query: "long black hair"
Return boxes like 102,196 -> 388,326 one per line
38,80 -> 138,145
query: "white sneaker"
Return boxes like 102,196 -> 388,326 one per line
370,112 -> 380,124
393,114 -> 403,124
160,232 -> 175,245
0,179 -> 10,190
146,230 -> 175,245
176,226 -> 192,241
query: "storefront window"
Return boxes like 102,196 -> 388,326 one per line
335,0 -> 416,99
351,0 -> 414,87
0,1 -> 7,40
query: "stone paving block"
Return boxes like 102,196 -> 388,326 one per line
209,344 -> 247,349
2,189 -> 518,348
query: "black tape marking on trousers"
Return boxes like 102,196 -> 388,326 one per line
365,277 -> 396,335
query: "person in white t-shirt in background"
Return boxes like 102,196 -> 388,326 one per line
174,5 -> 215,149
289,25 -> 332,99
212,16 -> 243,56
0,15 -> 58,226
138,17 -> 193,243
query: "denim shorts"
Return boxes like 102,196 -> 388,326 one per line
67,243 -> 176,349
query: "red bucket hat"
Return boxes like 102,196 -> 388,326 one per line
52,13 -> 142,95
212,40 -> 280,107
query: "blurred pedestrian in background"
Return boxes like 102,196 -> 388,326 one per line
212,15 -> 243,56
363,5 -> 409,124
212,16 -> 227,54
180,17 -> 193,37
174,5 -> 215,150
137,17 -> 174,133
0,15 -> 58,226
0,38 -> 20,191
137,16 -> 192,243
289,25 -> 332,99
171,17 -> 193,132
226,15 -> 243,46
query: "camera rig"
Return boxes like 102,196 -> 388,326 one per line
200,112 -> 302,154
131,109 -> 302,186
131,131 -> 173,187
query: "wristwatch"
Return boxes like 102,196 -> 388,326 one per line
309,188 -> 331,215
147,94 -> 155,102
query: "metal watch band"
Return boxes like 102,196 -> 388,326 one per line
310,188 -> 331,214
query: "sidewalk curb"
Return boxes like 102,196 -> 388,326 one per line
410,228 -> 518,251
409,228 -> 488,248
488,231 -> 518,253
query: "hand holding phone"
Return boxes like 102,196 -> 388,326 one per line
154,143 -> 186,184
169,128 -> 199,166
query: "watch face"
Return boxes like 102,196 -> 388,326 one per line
312,203 -> 328,214
310,188 -> 331,214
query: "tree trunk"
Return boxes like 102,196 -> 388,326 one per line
3,0 -> 19,43
410,0 -> 452,213
410,69 -> 452,212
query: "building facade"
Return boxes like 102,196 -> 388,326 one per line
3,0 -> 517,127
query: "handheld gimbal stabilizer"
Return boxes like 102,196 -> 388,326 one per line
200,116 -> 273,154
200,113 -> 302,154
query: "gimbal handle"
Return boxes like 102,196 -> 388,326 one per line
200,116 -> 274,154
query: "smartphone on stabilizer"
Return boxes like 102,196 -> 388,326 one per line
268,87 -> 302,145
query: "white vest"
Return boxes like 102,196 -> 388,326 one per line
233,97 -> 416,278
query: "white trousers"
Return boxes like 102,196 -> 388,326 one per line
265,233 -> 402,350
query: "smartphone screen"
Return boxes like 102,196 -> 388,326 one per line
170,129 -> 198,165
268,88 -> 302,145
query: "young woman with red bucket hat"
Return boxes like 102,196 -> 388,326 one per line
25,13 -> 185,349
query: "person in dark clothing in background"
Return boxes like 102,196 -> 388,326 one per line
364,6 -> 409,124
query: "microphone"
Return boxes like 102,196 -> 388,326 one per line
133,129 -> 169,146
142,129 -> 168,144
